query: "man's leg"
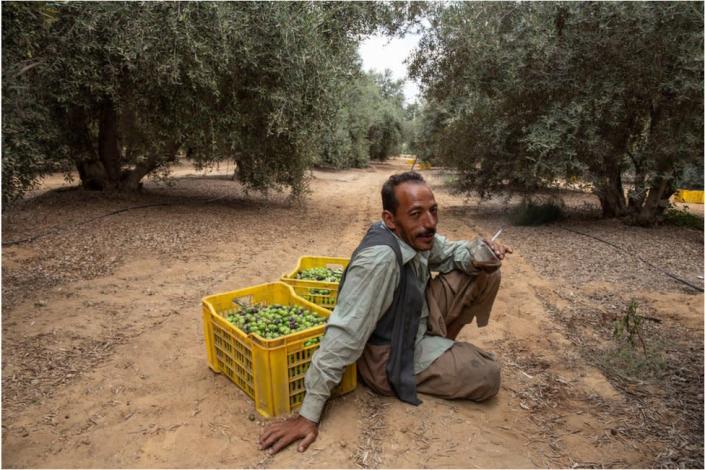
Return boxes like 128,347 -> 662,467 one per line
425,269 -> 501,339
416,342 -> 500,401
416,269 -> 502,400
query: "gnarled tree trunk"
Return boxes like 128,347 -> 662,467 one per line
98,99 -> 122,186
76,159 -> 109,191
73,101 -> 180,192
594,163 -> 628,218
630,176 -> 676,226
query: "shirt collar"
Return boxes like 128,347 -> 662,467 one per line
380,222 -> 427,265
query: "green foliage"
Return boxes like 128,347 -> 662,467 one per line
367,71 -> 405,161
2,2 -> 410,201
613,300 -> 647,356
600,341 -> 667,382
2,3 -> 67,203
318,72 -> 377,168
400,102 -> 419,154
318,70 -> 406,168
508,200 -> 565,226
676,161 -> 704,190
410,2 -> 704,224
663,207 -> 704,230
403,99 -> 450,164
601,299 -> 666,381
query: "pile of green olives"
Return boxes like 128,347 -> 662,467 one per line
295,267 -> 343,283
227,303 -> 326,340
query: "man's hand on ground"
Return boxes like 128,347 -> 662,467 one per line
259,415 -> 318,454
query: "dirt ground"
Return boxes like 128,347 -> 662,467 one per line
2,160 -> 703,468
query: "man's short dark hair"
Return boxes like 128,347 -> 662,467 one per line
381,171 -> 426,215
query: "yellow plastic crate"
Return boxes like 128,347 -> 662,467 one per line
411,161 -> 432,170
673,189 -> 704,204
282,278 -> 339,311
403,158 -> 431,170
202,281 -> 356,418
280,256 -> 350,310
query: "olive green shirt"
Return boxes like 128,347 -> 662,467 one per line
299,224 -> 480,423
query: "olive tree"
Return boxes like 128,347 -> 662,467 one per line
411,2 -> 703,224
2,3 -> 66,201
318,70 -> 407,168
2,1 -> 411,202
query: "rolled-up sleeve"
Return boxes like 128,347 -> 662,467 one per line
299,246 -> 399,423
428,234 -> 480,275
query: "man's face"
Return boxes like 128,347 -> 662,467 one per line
383,182 -> 438,251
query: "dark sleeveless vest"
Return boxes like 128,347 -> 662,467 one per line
339,222 -> 424,405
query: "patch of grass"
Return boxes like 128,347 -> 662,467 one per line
613,300 -> 647,354
601,300 -> 668,382
508,200 -> 565,226
664,207 -> 704,230
599,342 -> 668,382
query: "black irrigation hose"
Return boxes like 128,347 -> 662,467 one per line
2,196 -> 227,247
555,225 -> 704,293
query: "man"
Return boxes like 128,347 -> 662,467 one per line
260,171 -> 511,454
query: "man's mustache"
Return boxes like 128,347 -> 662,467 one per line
416,229 -> 436,238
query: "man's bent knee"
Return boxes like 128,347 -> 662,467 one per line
465,358 -> 500,401
477,361 -> 501,401
454,346 -> 501,402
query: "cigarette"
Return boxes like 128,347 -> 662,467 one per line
490,227 -> 504,242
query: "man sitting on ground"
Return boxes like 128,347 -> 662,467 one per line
260,171 -> 511,454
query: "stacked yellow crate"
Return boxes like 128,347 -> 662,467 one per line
202,256 -> 355,417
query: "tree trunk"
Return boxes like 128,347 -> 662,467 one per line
626,99 -> 677,226
75,99 -> 180,191
121,141 -> 181,190
74,100 -> 123,191
631,176 -> 675,226
66,107 -> 108,191
76,160 -> 109,191
98,100 -> 122,185
627,151 -> 648,211
595,168 -> 628,218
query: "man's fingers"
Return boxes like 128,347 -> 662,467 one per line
259,423 -> 282,445
259,427 -> 276,446
269,432 -> 299,455
259,428 -> 284,449
490,242 -> 513,257
298,431 -> 317,452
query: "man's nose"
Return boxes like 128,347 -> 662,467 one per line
422,211 -> 437,229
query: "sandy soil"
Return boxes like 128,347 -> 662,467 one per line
2,160 -> 703,468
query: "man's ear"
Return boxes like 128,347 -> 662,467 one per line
382,210 -> 396,230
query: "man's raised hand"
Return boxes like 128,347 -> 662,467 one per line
485,240 -> 513,260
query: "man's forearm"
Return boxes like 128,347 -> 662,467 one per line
299,385 -> 327,423
299,341 -> 352,422
298,317 -> 382,422
429,235 -> 480,275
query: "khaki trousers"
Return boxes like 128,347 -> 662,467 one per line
357,269 -> 502,402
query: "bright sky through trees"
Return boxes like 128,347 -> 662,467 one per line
358,33 -> 421,104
